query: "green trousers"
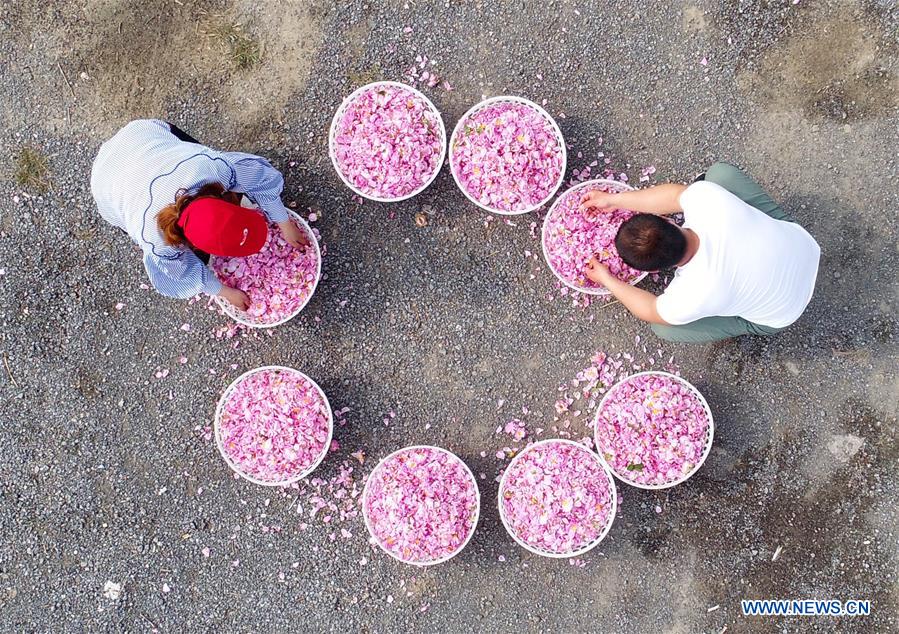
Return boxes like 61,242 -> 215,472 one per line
650,162 -> 794,344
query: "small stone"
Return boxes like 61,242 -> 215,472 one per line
827,434 -> 864,463
102,581 -> 122,600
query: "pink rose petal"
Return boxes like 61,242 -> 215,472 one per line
543,181 -> 645,292
451,100 -> 564,213
500,440 -> 614,555
217,368 -> 331,484
333,83 -> 443,200
211,218 -> 319,326
364,446 -> 478,565
594,373 -> 711,486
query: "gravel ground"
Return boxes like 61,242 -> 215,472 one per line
1,0 -> 897,632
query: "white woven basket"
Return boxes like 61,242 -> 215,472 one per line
541,178 -> 648,296
210,207 -> 321,328
449,96 -> 567,215
497,438 -> 617,558
214,365 -> 334,487
362,445 -> 481,566
593,371 -> 715,490
328,80 -> 447,203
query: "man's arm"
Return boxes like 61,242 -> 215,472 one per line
581,183 -> 687,216
585,259 -> 668,325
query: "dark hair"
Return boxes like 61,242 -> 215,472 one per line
157,182 -> 238,246
614,214 -> 687,271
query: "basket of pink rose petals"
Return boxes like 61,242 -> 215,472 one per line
594,371 -> 714,490
498,438 -> 617,558
329,81 -> 447,202
449,96 -> 566,215
210,209 -> 321,328
362,445 -> 480,566
542,179 -> 648,295
214,365 -> 333,486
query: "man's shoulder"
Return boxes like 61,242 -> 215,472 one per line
681,180 -> 737,207
681,181 -> 750,232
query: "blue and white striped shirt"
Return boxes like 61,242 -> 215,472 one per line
90,119 -> 290,298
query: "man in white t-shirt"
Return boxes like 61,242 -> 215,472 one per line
580,162 -> 821,343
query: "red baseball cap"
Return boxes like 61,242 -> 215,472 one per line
178,197 -> 268,256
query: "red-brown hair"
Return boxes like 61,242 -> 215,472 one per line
157,183 -> 239,246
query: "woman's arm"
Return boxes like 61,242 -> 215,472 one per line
144,249 -> 251,309
144,249 -> 221,299
580,183 -> 687,216
223,152 -> 307,248
224,153 -> 290,222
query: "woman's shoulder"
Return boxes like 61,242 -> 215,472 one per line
99,119 -> 169,147
94,120 -> 170,167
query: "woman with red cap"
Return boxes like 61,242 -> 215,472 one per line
91,119 -> 307,310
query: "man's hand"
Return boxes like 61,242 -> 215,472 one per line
278,220 -> 309,248
584,256 -> 611,285
582,183 -> 687,216
585,256 -> 667,325
579,191 -> 619,216
219,286 -> 251,311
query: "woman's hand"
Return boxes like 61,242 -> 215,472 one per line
219,286 -> 251,311
579,191 -> 619,216
584,256 -> 611,285
278,220 -> 309,248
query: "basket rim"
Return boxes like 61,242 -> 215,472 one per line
540,178 -> 649,296
213,365 -> 334,487
496,438 -> 618,558
361,444 -> 481,567
328,80 -> 447,203
448,95 -> 568,216
210,208 -> 321,329
592,370 -> 715,490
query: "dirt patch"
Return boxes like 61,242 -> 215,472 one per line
627,521 -> 675,560
47,1 -> 224,136
735,1 -> 898,123
702,399 -> 898,628
11,0 -> 325,139
799,398 -> 896,490
74,366 -> 102,399
220,0 -> 326,137
681,5 -> 709,33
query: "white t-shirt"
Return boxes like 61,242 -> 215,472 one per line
655,181 -> 820,328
